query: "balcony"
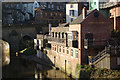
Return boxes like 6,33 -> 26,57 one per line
48,37 -> 66,44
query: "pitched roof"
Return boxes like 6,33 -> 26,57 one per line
70,9 -> 96,25
58,23 -> 69,27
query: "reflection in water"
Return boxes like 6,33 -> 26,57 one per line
2,56 -> 71,79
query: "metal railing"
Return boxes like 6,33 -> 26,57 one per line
48,37 -> 66,43
93,48 -> 108,63
90,45 -> 120,64
100,2 -> 118,9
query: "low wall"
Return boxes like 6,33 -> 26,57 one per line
94,54 -> 110,69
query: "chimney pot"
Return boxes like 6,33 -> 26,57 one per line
82,7 -> 87,19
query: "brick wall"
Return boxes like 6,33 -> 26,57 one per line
81,10 -> 111,64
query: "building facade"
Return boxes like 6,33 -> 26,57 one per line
109,6 -> 120,30
2,2 -> 66,25
66,2 -> 85,23
89,0 -> 99,10
39,8 -> 112,77
2,2 -> 34,25
34,2 -> 66,25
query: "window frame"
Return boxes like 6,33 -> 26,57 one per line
76,50 -> 78,58
69,10 -> 74,16
67,48 -> 69,55
63,47 -> 65,54
71,49 -> 73,57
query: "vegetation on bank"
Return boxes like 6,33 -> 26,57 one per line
19,47 -> 37,55
76,64 -> 120,79
111,30 -> 120,38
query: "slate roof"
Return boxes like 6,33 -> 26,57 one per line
70,9 -> 96,24
57,23 -> 69,27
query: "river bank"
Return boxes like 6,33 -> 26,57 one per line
2,54 -> 74,79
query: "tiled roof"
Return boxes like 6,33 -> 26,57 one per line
70,9 -> 96,24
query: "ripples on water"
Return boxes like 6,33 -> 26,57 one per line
2,56 -> 73,80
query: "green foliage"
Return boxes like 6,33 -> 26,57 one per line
78,65 -> 120,78
80,65 -> 84,68
19,47 -> 37,55
43,50 -> 47,54
111,30 -> 120,38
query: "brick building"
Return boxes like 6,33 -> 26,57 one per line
41,8 -> 112,77
35,2 -> 66,25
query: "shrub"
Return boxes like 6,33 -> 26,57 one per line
20,47 -> 37,55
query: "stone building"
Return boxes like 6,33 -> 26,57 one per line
37,8 -> 113,77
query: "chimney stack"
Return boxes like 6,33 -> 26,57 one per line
49,23 -> 51,35
82,7 -> 87,19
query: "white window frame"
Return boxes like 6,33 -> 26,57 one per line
59,46 -> 61,53
76,50 -> 78,58
63,47 -> 64,54
71,49 -> 73,57
67,48 -> 69,55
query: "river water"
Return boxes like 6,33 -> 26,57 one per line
2,55 -> 73,80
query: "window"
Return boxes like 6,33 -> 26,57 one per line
62,32 -> 64,38
57,6 -> 59,10
58,32 -> 60,38
48,5 -> 50,8
60,13 -> 62,16
117,57 -> 120,65
60,6 -> 62,9
52,4 -> 54,8
70,10 -> 74,16
45,13 -> 47,16
71,49 -> 73,57
40,12 -> 42,16
51,13 -> 53,16
70,5 -> 73,8
63,47 -> 65,53
94,2 -> 96,5
58,2 -> 60,5
76,50 -> 78,58
55,45 -> 56,51
52,32 -> 54,37
55,32 -> 57,37
53,45 -> 54,50
67,48 -> 69,54
85,33 -> 93,47
59,46 -> 61,52
56,13 -> 57,16
71,18 -> 73,22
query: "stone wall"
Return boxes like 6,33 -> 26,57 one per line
45,47 -> 80,78
94,54 -> 110,69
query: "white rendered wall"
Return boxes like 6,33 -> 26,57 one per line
66,3 -> 78,23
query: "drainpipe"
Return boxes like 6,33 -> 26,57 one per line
114,7 -> 116,30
